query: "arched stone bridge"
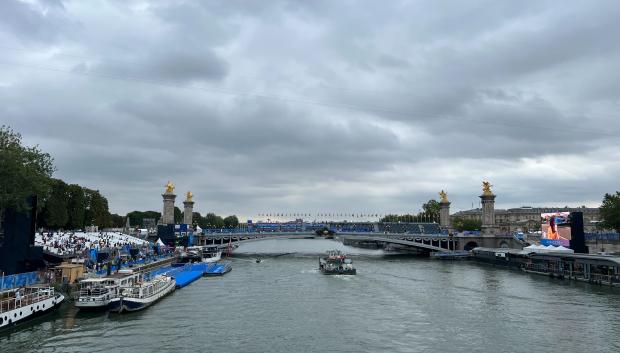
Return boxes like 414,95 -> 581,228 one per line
339,234 -> 452,252
197,232 -> 523,253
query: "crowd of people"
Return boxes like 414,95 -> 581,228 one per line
35,231 -> 149,256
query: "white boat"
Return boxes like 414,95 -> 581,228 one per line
0,286 -> 64,330
199,246 -> 222,263
108,275 -> 175,313
75,271 -> 141,311
186,246 -> 222,263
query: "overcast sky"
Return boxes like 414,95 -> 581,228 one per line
1,0 -> 619,220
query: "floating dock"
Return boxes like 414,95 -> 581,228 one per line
430,251 -> 470,260
205,262 -> 232,276
146,261 -> 232,288
172,270 -> 203,288
184,262 -> 232,276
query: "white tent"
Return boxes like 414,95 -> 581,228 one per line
156,238 -> 165,246
554,245 -> 574,254
523,244 -> 574,254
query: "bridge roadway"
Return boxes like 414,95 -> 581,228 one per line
200,232 -> 454,252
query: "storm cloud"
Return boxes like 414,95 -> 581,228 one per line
1,0 -> 619,219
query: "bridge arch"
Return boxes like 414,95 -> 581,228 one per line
464,241 -> 479,251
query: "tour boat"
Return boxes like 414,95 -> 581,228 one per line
108,275 -> 175,313
183,246 -> 222,263
199,246 -> 222,263
175,249 -> 203,264
319,250 -> 356,275
75,271 -> 141,311
0,286 -> 65,330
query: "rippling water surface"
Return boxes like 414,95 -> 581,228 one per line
2,239 -> 620,353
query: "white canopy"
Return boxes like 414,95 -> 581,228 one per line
554,245 -> 574,254
156,238 -> 165,246
523,244 -> 574,254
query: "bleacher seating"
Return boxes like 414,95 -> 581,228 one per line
378,222 -> 441,234
202,221 -> 441,235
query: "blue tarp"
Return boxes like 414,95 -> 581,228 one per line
205,261 -> 232,274
1,271 -> 40,290
174,271 -> 202,288
90,249 -> 98,262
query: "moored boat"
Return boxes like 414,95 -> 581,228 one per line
108,275 -> 175,313
199,246 -> 222,263
177,246 -> 222,264
75,271 -> 141,311
0,285 -> 64,330
319,250 -> 356,275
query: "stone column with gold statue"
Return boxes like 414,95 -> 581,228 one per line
162,181 -> 177,225
439,190 -> 451,231
479,181 -> 496,236
183,191 -> 194,225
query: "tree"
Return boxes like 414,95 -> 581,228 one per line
380,214 -> 400,222
126,210 -> 161,227
223,215 -> 239,229
452,217 -> 482,231
0,125 -> 55,215
422,199 -> 440,219
192,212 -> 201,222
41,179 -> 69,229
204,212 -> 225,229
109,213 -> 126,228
600,192 -> 620,232
174,207 -> 182,224
84,189 -> 110,228
66,184 -> 86,230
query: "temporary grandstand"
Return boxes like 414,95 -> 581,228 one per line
202,221 -> 442,235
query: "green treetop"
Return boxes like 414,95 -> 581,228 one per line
0,125 -> 55,213
600,192 -> 620,233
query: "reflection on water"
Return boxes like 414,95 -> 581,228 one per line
2,239 -> 620,353
234,238 -> 386,256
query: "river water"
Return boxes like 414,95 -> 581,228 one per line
2,239 -> 620,353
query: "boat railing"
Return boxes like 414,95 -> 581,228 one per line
119,276 -> 170,299
77,286 -> 113,298
521,264 -> 620,284
0,286 -> 55,313
119,287 -> 142,299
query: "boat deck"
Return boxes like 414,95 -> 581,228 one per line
1,288 -> 54,313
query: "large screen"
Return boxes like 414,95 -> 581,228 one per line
540,212 -> 571,246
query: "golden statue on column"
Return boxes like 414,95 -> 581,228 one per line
439,190 -> 449,203
482,181 -> 493,196
186,191 -> 193,202
165,181 -> 175,193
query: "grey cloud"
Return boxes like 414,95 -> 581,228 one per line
1,0 -> 619,216
0,0 -> 73,42
94,47 -> 229,83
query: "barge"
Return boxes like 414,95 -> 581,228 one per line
319,250 -> 356,275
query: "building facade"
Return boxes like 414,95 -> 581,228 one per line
451,206 -> 601,233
